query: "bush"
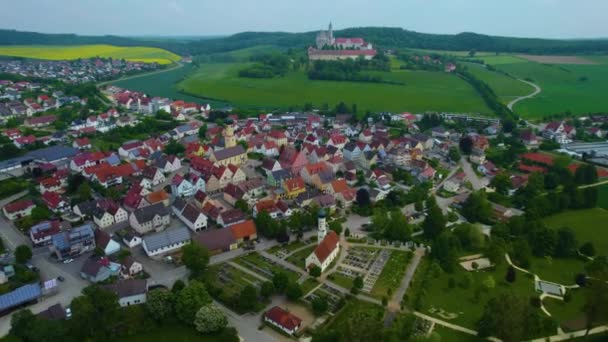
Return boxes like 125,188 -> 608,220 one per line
529,296 -> 541,308
580,242 -> 596,257
575,273 -> 587,287
505,266 -> 516,283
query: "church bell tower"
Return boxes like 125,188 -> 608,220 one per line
317,209 -> 327,243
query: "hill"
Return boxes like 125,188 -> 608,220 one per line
0,45 -> 181,64
3,28 -> 608,56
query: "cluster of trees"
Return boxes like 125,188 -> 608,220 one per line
457,67 -> 516,121
254,207 -> 321,240
10,281 -> 238,342
238,53 -> 290,78
308,60 -> 383,83
370,208 -> 412,242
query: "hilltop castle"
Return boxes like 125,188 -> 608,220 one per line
309,23 -> 377,61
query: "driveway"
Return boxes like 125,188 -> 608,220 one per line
460,157 -> 487,191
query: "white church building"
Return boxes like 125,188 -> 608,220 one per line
305,209 -> 340,273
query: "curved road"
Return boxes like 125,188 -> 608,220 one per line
507,79 -> 542,111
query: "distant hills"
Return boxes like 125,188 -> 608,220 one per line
2,27 -> 608,56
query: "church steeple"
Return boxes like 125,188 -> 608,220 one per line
317,209 -> 327,243
328,22 -> 333,42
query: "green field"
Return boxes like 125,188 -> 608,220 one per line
543,288 -> 589,332
543,208 -> 608,255
598,184 -> 608,209
493,61 -> 608,118
0,44 -> 180,64
110,64 -> 226,107
529,256 -> 587,285
465,63 -> 534,103
117,323 -> 231,342
474,55 -> 527,65
178,63 -> 491,114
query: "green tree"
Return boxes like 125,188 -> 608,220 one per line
511,238 -> 532,269
309,265 -> 322,278
286,282 -> 302,301
448,146 -> 461,162
328,220 -> 343,235
146,289 -> 173,321
312,296 -> 329,316
555,227 -> 578,258
575,164 -> 598,185
70,285 -> 121,340
272,272 -> 289,293
181,243 -> 209,278
174,280 -> 212,325
198,124 -> 208,139
15,245 -> 32,264
194,304 -> 228,334
490,172 -> 511,196
356,188 -> 371,207
260,281 -> 275,299
482,276 -> 496,290
461,190 -> 493,224
164,139 -> 185,155
422,201 -> 446,239
78,182 -> 92,201
238,285 -> 258,312
580,242 -> 596,257
459,136 -> 473,155
234,199 -> 249,212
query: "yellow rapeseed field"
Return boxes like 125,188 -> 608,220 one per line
0,44 -> 181,64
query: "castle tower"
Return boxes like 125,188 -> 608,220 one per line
223,125 -> 236,148
328,22 -> 334,44
317,209 -> 327,243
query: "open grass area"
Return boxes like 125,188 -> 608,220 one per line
179,62 -> 491,114
369,251 -> 412,299
0,44 -> 180,64
597,184 -> 608,210
321,298 -> 384,332
109,63 -> 226,107
415,260 -> 538,329
431,325 -> 480,342
0,178 -> 29,199
235,252 -> 300,282
464,62 -> 534,103
529,256 -> 587,286
117,323 -> 231,342
543,288 -> 589,332
285,245 -> 316,270
543,208 -> 608,255
300,277 -> 320,295
328,271 -> 355,290
493,61 -> 608,118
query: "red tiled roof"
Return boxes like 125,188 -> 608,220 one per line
521,153 -> 554,166
229,220 -> 257,240
4,200 -> 35,213
518,162 -> 547,174
264,306 -> 302,332
313,231 -> 339,264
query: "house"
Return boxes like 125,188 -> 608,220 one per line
443,178 -> 461,193
142,227 -> 191,258
140,167 -> 166,189
268,130 -> 288,147
279,147 -> 309,174
122,230 -> 143,248
103,279 -> 148,307
217,209 -> 246,227
267,169 -> 292,187
129,203 -> 171,234
24,115 -> 56,128
121,256 -> 144,278
229,220 -> 257,243
50,224 -> 96,261
253,200 -> 292,219
93,208 -> 115,229
39,176 -> 65,194
80,257 -> 121,283
193,228 -> 238,254
29,220 -> 64,246
264,306 -> 302,335
144,190 -> 171,207
3,199 -> 35,221
0,284 -> 42,314
41,191 -> 69,213
173,198 -> 208,232
37,304 -> 68,320
171,173 -> 206,198
520,130 -> 539,147
95,229 -> 121,255
72,137 -> 92,150
283,177 -> 306,199
153,155 -> 182,174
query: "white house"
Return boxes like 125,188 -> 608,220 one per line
103,279 -> 148,307
172,198 -> 208,232
264,306 -> 302,336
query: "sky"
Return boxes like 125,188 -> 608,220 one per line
1,0 -> 608,39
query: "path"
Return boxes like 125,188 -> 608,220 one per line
97,62 -> 184,87
507,79 -> 542,111
387,248 -> 425,312
228,261 -> 272,282
460,156 -> 486,191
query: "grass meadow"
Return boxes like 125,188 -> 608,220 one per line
178,62 -> 491,114
543,208 -> 608,255
464,62 -> 534,103
0,44 -> 180,64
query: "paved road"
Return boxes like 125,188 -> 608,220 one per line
460,157 -> 487,191
507,79 -> 542,111
97,62 -> 184,87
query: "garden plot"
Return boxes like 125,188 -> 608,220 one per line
235,252 -> 300,282
362,250 -> 392,293
304,284 -> 344,314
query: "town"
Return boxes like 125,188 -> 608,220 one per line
1,9 -> 608,342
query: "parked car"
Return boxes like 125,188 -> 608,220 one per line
62,258 -> 74,264
57,276 -> 65,282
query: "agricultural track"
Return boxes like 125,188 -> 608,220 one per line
507,79 -> 542,111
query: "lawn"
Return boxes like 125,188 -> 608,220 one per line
528,256 -> 587,286
328,271 -> 355,290
543,208 -> 608,256
109,63 -> 226,107
543,288 -> 589,332
0,178 -> 29,199
321,299 -> 385,332
235,252 -> 300,282
369,251 -> 412,299
464,62 -> 534,103
431,325 -> 480,342
300,277 -> 320,295
285,245 -> 316,270
414,259 -> 538,329
493,61 -> 608,118
0,45 -> 180,64
179,62 -> 491,114
597,184 -> 608,210
117,323 -> 232,342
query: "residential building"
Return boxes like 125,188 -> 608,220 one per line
103,279 -> 148,307
129,203 -> 171,234
3,200 -> 35,221
264,306 -> 302,335
142,227 -> 191,258
50,224 -> 96,261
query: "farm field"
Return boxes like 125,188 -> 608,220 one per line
464,63 -> 534,103
543,208 -> 608,254
0,44 -> 180,64
493,61 -> 608,118
178,62 -> 492,114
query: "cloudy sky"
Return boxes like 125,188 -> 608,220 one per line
1,0 -> 607,39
